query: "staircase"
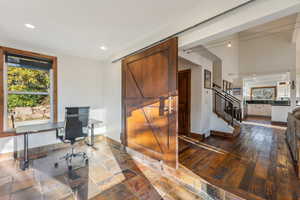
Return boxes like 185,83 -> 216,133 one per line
211,84 -> 242,138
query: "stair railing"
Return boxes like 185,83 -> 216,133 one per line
212,86 -> 242,126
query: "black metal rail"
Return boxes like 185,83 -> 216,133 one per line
212,87 -> 242,126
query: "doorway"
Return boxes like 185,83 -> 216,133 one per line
178,69 -> 191,136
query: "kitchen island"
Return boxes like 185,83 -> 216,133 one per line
246,100 -> 290,123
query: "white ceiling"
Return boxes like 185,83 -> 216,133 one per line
239,14 -> 298,41
0,0 -> 215,60
182,45 -> 220,62
202,14 -> 299,48
244,73 -> 290,83
239,14 -> 297,38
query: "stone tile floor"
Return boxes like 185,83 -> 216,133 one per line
0,139 -> 206,200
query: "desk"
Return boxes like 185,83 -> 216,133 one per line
16,119 -> 102,170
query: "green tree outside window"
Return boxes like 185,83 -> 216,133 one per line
7,66 -> 50,109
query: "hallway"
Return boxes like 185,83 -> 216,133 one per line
179,122 -> 300,200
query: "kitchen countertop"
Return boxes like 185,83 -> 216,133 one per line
246,100 -> 290,106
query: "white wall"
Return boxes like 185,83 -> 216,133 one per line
272,105 -> 291,122
213,60 -> 222,87
178,57 -> 204,135
57,55 -> 103,119
207,38 -> 240,83
102,62 -> 122,142
239,34 -> 296,75
294,17 -> 300,99
296,31 -> 300,98
0,54 -> 105,154
180,52 -> 213,135
57,55 -> 107,134
239,33 -> 297,106
206,32 -> 296,86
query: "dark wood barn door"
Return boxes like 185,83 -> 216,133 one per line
178,69 -> 191,136
122,38 -> 178,168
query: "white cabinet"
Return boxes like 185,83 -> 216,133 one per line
271,106 -> 291,122
247,104 -> 272,117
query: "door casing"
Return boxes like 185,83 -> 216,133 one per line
178,69 -> 191,136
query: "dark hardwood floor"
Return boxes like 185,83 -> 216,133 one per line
244,116 -> 273,125
179,121 -> 300,200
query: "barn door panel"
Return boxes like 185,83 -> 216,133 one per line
122,38 -> 178,168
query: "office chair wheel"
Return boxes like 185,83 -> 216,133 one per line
68,165 -> 72,171
54,162 -> 59,168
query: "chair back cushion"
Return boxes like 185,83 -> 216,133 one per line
64,107 -> 90,142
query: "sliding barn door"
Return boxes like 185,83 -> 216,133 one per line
122,38 -> 178,168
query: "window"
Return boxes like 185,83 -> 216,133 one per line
3,53 -> 55,130
277,82 -> 290,100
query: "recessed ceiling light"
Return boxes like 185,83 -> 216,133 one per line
25,23 -> 35,29
227,42 -> 232,48
100,46 -> 107,51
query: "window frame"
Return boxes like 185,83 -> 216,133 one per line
0,47 -> 57,135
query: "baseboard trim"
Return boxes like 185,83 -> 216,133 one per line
179,132 -> 205,143
271,121 -> 287,126
211,128 -> 240,139
189,132 -> 205,142
211,130 -> 233,138
246,115 -> 271,119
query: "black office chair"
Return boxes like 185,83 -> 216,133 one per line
55,107 -> 90,170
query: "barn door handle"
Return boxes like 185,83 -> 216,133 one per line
168,96 -> 175,113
